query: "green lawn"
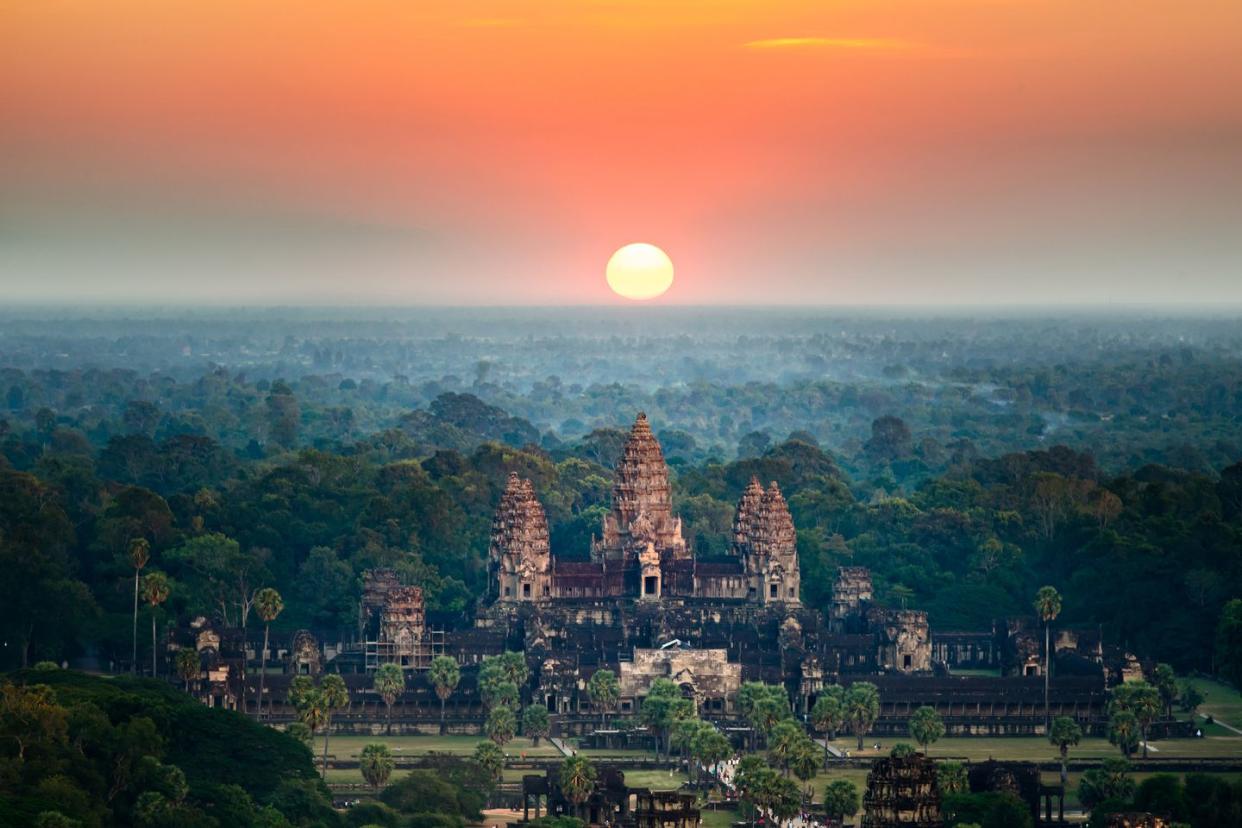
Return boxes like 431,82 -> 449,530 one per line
1184,677 -> 1242,730
617,769 -> 689,790
324,734 -> 563,760
699,809 -> 738,828
822,733 -> 1242,762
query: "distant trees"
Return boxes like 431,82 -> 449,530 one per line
1217,599 -> 1242,691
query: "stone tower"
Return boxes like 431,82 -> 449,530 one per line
732,476 -> 765,557
733,478 -> 800,603
491,472 -> 552,602
593,412 -> 687,565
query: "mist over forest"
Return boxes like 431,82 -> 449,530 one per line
5,308 -> 1242,475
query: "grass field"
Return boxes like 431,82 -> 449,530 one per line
1185,676 -> 1242,730
324,734 -> 564,760
821,733 -> 1242,762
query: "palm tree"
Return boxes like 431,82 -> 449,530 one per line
559,755 -> 597,820
522,703 -> 551,748
789,737 -> 820,803
360,743 -> 395,791
175,647 -> 199,693
1108,710 -> 1140,758
811,687 -> 845,767
486,706 -> 517,748
318,675 -> 349,778
822,780 -> 860,826
128,538 -> 150,675
908,705 -> 945,755
845,682 -> 881,751
253,587 -> 283,719
587,669 -> 620,728
374,663 -> 406,735
766,720 -> 803,777
141,571 -> 170,678
296,689 -> 329,775
1048,716 -> 1083,786
1113,681 -> 1162,759
428,655 -> 461,735
474,740 -> 505,784
690,727 -> 732,793
1034,585 -> 1062,730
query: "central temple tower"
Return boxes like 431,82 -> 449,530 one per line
592,412 -> 688,565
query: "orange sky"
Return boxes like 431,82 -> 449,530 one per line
2,1 -> 1241,304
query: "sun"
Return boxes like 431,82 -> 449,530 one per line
606,243 -> 674,300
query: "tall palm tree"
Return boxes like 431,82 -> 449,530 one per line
374,663 -> 405,734
141,571 -> 170,678
253,588 -> 284,718
318,675 -> 349,779
428,655 -> 461,735
128,538 -> 150,675
1034,586 -> 1063,730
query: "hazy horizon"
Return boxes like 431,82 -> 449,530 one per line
4,1 -> 1241,306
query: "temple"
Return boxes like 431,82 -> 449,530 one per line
183,412 -> 1157,742
490,413 -> 800,603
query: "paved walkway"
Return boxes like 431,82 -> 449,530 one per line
815,738 -> 845,759
549,736 -> 573,757
1202,712 -> 1242,736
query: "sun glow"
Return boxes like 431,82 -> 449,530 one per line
606,243 -> 674,301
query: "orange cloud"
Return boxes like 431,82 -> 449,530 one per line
743,37 -> 910,51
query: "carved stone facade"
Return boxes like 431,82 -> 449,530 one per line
593,413 -> 688,566
871,608 -> 932,674
735,478 -> 801,604
618,647 -> 742,714
861,753 -> 944,828
288,630 -> 323,676
491,473 -> 552,603
830,566 -> 874,632
488,414 -> 799,604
